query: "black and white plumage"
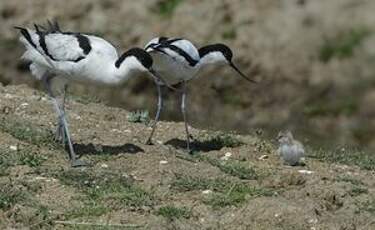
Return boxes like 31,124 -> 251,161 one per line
144,37 -> 257,152
15,22 -> 165,167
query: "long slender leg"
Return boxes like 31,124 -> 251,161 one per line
42,76 -> 87,167
55,84 -> 68,143
181,81 -> 191,152
146,82 -> 163,145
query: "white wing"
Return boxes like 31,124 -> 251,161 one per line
17,27 -> 89,63
43,33 -> 88,62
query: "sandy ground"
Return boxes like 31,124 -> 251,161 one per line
0,84 -> 374,229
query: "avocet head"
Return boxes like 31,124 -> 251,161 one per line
115,48 -> 164,83
199,44 -> 257,83
144,37 -> 169,52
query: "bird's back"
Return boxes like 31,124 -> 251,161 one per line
146,37 -> 200,84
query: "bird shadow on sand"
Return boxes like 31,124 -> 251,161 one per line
69,143 -> 144,156
164,138 -> 239,152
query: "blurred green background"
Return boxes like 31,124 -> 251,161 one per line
1,0 -> 375,151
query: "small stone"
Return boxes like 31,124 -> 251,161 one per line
159,160 -> 168,165
298,170 -> 314,175
202,190 -> 212,194
100,163 -> 108,168
258,155 -> 268,160
35,176 -> 47,180
9,145 -> 18,151
220,152 -> 232,161
20,103 -> 29,107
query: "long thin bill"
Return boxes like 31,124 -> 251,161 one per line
149,68 -> 177,91
230,62 -> 257,83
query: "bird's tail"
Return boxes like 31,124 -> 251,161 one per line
14,26 -> 37,49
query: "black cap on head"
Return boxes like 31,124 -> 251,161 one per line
115,47 -> 153,69
198,43 -> 233,61
199,43 -> 257,83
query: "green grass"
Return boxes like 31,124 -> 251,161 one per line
205,132 -> 243,148
127,110 -> 150,125
155,0 -> 184,17
172,175 -> 273,208
360,198 -> 375,213
172,175 -> 230,192
0,147 -> 47,171
0,116 -> 57,149
204,184 -> 273,208
65,200 -> 110,219
349,185 -> 368,197
57,170 -> 154,212
198,155 -> 258,180
68,94 -> 102,105
308,147 -> 375,171
319,28 -> 371,63
156,205 -> 191,221
336,176 -> 364,186
0,183 -> 26,210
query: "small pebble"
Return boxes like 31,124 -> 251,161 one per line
298,170 -> 314,175
202,190 -> 212,194
9,145 -> 18,151
101,163 -> 109,168
159,160 -> 168,165
258,155 -> 268,160
220,152 -> 232,161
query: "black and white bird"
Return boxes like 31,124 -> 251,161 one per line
144,37 -> 257,152
15,21 -> 167,167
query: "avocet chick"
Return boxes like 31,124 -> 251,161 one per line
277,130 -> 305,166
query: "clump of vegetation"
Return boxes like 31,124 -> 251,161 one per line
0,147 -> 47,170
127,110 -> 150,124
349,185 -> 368,197
68,94 -> 102,105
194,132 -> 244,151
0,183 -> 26,210
155,0 -> 184,17
157,205 -> 191,221
359,198 -> 375,214
319,28 -> 371,63
198,155 -> 258,180
205,184 -> 273,208
57,170 -> 154,213
309,147 -> 375,171
172,175 -> 273,208
0,116 -> 57,149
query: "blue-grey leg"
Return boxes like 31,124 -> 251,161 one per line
42,75 -> 87,167
55,84 -> 68,144
146,82 -> 163,145
181,81 -> 191,152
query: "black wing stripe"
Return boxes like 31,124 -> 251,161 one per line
37,32 -> 57,61
75,34 -> 91,55
159,44 -> 199,67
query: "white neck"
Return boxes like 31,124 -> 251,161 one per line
198,52 -> 227,68
104,57 -> 144,85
